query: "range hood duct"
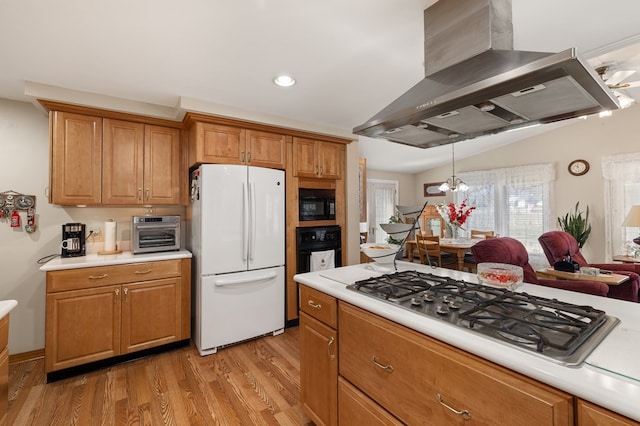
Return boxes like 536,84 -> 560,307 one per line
353,0 -> 619,148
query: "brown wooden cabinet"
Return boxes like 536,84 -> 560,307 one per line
299,285 -> 338,426
49,111 -> 103,205
188,122 -> 285,169
339,302 -> 574,426
338,377 -> 402,426
577,399 -> 640,426
45,259 -> 190,373
0,315 -> 9,425
101,119 -> 181,205
293,138 -> 342,179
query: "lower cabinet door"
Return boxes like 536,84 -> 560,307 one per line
577,399 -> 640,426
338,377 -> 402,426
121,278 -> 181,354
45,285 -> 121,372
300,312 -> 337,426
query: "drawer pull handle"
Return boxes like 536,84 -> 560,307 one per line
88,274 -> 108,280
435,393 -> 471,420
327,336 -> 336,360
134,269 -> 152,274
307,300 -> 321,309
371,356 -> 393,372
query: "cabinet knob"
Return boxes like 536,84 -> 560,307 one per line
145,188 -> 150,200
137,188 -> 143,201
134,269 -> 152,274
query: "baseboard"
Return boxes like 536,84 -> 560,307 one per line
9,348 -> 45,365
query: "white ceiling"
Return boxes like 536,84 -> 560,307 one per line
2,0 -> 640,173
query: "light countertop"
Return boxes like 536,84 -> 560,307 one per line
0,300 -> 18,319
39,250 -> 192,271
294,262 -> 640,422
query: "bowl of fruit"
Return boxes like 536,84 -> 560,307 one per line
477,263 -> 523,289
360,243 -> 401,264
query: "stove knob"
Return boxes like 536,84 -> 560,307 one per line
411,297 -> 422,306
436,304 -> 450,315
423,293 -> 435,303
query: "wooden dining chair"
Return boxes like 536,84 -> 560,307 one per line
417,234 -> 456,268
470,229 -> 495,239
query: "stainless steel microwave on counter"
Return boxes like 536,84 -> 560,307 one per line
132,215 -> 181,254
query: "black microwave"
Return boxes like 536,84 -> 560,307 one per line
299,188 -> 336,221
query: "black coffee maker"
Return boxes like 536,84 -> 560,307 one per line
61,223 -> 86,257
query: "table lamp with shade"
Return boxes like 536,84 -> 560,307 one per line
622,205 -> 640,245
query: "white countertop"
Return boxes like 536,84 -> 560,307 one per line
0,300 -> 18,319
294,262 -> 640,422
39,250 -> 192,271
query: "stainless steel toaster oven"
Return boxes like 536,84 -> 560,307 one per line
132,215 -> 181,254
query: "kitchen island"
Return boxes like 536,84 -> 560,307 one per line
294,262 -> 640,425
39,250 -> 192,381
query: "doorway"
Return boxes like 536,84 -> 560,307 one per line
366,179 -> 398,244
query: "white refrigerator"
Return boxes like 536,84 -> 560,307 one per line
189,164 -> 285,356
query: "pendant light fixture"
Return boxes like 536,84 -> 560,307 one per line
438,142 -> 468,192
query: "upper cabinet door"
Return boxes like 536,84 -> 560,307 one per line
50,112 -> 102,205
293,137 -> 343,180
102,119 -> 144,204
317,141 -> 342,180
191,122 -> 245,165
292,138 -> 318,178
144,125 -> 181,205
246,130 -> 286,169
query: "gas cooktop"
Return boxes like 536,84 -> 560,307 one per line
347,270 -> 619,366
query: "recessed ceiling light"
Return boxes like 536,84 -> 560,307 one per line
273,75 -> 296,87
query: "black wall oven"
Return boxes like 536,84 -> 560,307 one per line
298,188 -> 336,221
296,226 -> 342,274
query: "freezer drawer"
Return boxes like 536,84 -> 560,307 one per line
194,266 -> 285,355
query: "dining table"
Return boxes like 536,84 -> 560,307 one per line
406,238 -> 479,271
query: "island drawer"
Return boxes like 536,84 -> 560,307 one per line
47,259 -> 182,292
299,285 -> 337,328
339,302 -> 573,426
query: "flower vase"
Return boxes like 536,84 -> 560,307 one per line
445,223 -> 460,239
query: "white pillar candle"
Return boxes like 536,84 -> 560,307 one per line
104,220 -> 117,252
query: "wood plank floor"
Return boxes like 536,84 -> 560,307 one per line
7,327 -> 312,425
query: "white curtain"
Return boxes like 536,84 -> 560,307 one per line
456,163 -> 555,268
602,152 -> 640,260
367,180 -> 398,244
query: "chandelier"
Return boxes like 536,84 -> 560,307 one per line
439,142 -> 468,192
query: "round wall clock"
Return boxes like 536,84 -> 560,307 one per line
568,159 -> 590,176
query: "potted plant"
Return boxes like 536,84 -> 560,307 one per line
557,202 -> 591,248
385,212 -> 405,245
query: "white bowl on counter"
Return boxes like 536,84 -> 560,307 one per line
360,243 -> 401,264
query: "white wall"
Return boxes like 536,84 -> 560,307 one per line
0,99 -> 183,355
414,104 -> 640,263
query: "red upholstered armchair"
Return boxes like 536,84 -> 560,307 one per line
471,237 -> 609,297
538,231 -> 639,302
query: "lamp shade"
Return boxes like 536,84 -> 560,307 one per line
622,205 -> 640,227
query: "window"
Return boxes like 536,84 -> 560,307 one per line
456,164 -> 555,264
602,152 -> 640,259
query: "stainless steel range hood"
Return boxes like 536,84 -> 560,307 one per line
353,0 -> 620,148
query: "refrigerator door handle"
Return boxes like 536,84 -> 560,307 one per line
250,181 -> 257,261
213,271 -> 277,287
242,181 -> 249,261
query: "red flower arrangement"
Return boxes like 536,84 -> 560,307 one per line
437,199 -> 476,229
